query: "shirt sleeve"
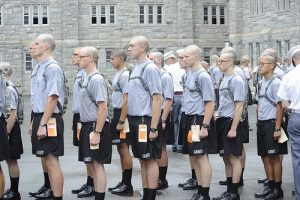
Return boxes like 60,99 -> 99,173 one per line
199,72 -> 215,102
277,76 -> 289,100
45,64 -> 64,98
9,87 -> 18,110
90,75 -> 107,103
143,64 -> 162,96
271,79 -> 282,104
232,77 -> 245,102
120,71 -> 129,94
162,73 -> 174,100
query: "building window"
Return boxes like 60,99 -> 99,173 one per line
157,48 -> 165,54
90,5 -> 116,25
106,49 -> 112,68
276,0 -> 290,10
203,5 -> 226,25
0,5 -> 2,26
277,41 -> 282,57
250,0 -> 263,14
217,48 -> 223,56
24,50 -> 33,72
249,43 -> 253,67
23,5 -> 48,26
139,4 -> 163,25
285,40 -> 290,54
256,42 -> 260,58
203,48 -> 211,63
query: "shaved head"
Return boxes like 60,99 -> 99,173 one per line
81,46 -> 99,64
131,36 -> 149,52
36,33 -> 56,51
184,45 -> 201,58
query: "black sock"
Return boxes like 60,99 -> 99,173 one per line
122,169 -> 133,185
95,192 -> 105,200
231,183 -> 239,195
159,166 -> 168,181
44,172 -> 50,188
268,180 -> 275,190
197,185 -> 202,195
147,189 -> 156,200
52,196 -> 62,200
87,176 -> 94,187
240,168 -> 244,183
226,177 -> 232,193
274,181 -> 282,190
10,177 -> 19,192
202,187 -> 210,197
192,169 -> 197,180
143,188 -> 148,200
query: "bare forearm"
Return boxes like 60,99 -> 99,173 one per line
275,103 -> 284,129
151,94 -> 162,128
95,102 -> 107,132
231,102 -> 243,131
161,99 -> 172,121
40,95 -> 58,124
119,94 -> 128,121
6,110 -> 17,133
203,101 -> 215,124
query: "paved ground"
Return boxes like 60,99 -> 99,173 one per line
2,96 -> 295,200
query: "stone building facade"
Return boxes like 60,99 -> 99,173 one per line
0,0 -> 299,94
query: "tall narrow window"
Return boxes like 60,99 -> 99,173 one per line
249,43 -> 253,67
25,50 -> 33,72
0,6 -> 2,26
211,6 -> 217,24
91,5 -> 97,24
157,5 -> 162,24
277,41 -> 282,57
106,49 -> 112,68
100,6 -> 106,24
285,40 -> 290,54
139,5 -> 145,24
220,6 -> 225,24
148,5 -> 154,24
203,48 -> 211,63
32,5 -> 39,25
23,5 -> 30,25
109,6 -> 115,24
42,5 -> 48,24
204,6 -> 208,24
256,43 -> 260,59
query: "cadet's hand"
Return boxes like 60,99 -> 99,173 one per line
273,130 -> 281,140
116,123 -> 124,131
90,132 -> 101,146
28,124 -> 32,136
37,126 -> 47,140
149,130 -> 158,142
199,127 -> 208,139
227,129 -> 237,139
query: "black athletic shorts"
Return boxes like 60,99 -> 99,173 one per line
128,115 -> 162,160
110,109 -> 131,145
257,120 -> 288,156
216,117 -> 243,157
72,113 -> 80,146
78,122 -> 112,164
8,122 -> 23,159
31,113 -> 64,157
0,116 -> 9,162
160,111 -> 174,145
182,115 -> 217,156
241,114 -> 250,143
178,112 -> 187,147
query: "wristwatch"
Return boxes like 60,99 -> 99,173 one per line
202,123 -> 210,129
118,120 -> 125,124
275,128 -> 281,132
40,123 -> 47,127
150,128 -> 158,132
93,130 -> 102,135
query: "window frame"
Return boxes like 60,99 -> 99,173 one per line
203,48 -> 211,63
106,49 -> 113,69
90,4 -> 116,25
24,49 -> 33,72
139,4 -> 164,25
203,5 -> 226,25
0,5 -> 3,26
23,4 -> 49,26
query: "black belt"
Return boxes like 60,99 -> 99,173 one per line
32,112 -> 62,117
174,91 -> 183,95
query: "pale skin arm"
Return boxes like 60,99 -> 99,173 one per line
116,94 -> 128,131
161,98 -> 172,130
281,100 -> 290,110
6,109 -> 17,134
274,102 -> 284,140
90,101 -> 107,145
37,95 -> 58,140
149,94 -> 163,141
199,101 -> 215,139
228,101 -> 243,138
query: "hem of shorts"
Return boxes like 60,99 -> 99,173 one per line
35,152 -> 64,157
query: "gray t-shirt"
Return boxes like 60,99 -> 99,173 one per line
31,59 -> 65,113
257,76 -> 281,120
183,68 -> 215,116
112,68 -> 129,109
79,72 -> 107,122
127,60 -> 162,116
72,69 -> 86,113
273,65 -> 286,80
180,73 -> 188,113
161,70 -> 174,109
234,67 -> 246,81
218,74 -> 245,118
208,66 -> 224,89
7,81 -> 18,110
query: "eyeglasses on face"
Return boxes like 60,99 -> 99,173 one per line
259,62 -> 273,66
218,60 -> 231,64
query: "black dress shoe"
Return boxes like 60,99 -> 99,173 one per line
108,182 -> 122,191
264,180 -> 269,186
258,178 -> 267,184
110,183 -> 133,196
4,189 -> 10,196
157,179 -> 168,190
191,193 -> 201,200
265,188 -> 283,200
182,179 -> 198,190
178,178 -> 194,188
3,191 -> 21,200
77,185 -> 95,198
212,191 -> 230,200
29,186 -> 48,197
35,188 -> 53,199
71,184 -> 86,194
226,193 -> 240,200
254,187 -> 273,198
219,180 -> 228,185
